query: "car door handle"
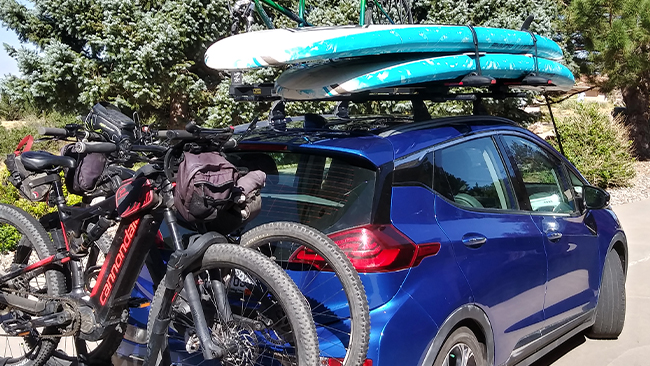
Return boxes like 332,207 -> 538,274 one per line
462,235 -> 487,248
546,231 -> 563,241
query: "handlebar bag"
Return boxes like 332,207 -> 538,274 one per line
174,151 -> 266,233
85,102 -> 136,143
60,144 -> 107,195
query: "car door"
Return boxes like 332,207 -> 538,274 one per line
433,136 -> 548,365
500,134 -> 601,327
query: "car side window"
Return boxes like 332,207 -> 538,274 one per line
567,168 -> 585,197
502,136 -> 575,214
433,137 -> 514,210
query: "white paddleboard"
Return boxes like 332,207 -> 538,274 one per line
205,25 -> 564,70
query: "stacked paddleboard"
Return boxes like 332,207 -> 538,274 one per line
205,24 -> 574,100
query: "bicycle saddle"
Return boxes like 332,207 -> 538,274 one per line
21,151 -> 77,172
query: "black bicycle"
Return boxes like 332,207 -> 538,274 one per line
0,125 -> 319,366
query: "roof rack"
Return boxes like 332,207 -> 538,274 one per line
229,81 -> 541,103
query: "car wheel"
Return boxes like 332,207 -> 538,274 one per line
434,326 -> 486,366
586,249 -> 626,339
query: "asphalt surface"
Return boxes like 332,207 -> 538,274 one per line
532,199 -> 650,366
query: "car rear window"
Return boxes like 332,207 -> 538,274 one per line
227,151 -> 377,234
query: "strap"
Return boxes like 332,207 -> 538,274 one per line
527,30 -> 540,74
467,25 -> 483,76
14,135 -> 34,156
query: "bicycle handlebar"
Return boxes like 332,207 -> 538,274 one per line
75,141 -> 118,154
37,127 -> 68,137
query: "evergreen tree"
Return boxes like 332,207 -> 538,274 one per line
0,0 -> 233,126
567,0 -> 650,159
412,0 -> 559,36
0,0 -> 563,127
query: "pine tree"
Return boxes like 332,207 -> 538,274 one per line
567,0 -> 650,159
0,0 -> 233,126
0,0 -> 563,127
412,0 -> 559,36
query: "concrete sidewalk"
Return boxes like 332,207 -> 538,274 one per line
533,199 -> 650,366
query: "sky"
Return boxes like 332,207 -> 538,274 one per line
1,1 -> 34,77
0,27 -> 21,77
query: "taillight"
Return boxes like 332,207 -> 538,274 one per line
289,225 -> 440,273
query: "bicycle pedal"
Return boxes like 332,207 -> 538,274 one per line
127,297 -> 151,308
2,318 -> 31,336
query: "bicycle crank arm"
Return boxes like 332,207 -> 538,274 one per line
2,309 -> 73,336
0,291 -> 47,315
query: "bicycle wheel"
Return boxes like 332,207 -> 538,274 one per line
0,204 -> 66,366
36,213 -> 122,366
365,0 -> 412,25
147,243 -> 319,366
240,222 -> 370,366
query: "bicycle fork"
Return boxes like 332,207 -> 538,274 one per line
145,208 -> 232,365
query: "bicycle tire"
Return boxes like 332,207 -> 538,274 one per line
240,222 -> 370,366
0,204 -> 66,366
37,212 -> 122,366
147,243 -> 319,366
365,0 -> 413,25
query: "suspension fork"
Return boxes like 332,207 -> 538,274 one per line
145,207 -> 231,365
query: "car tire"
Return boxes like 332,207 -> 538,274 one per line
586,249 -> 626,339
433,326 -> 487,366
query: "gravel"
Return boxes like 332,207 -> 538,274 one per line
607,161 -> 650,206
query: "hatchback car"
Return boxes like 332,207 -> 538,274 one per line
117,112 -> 627,366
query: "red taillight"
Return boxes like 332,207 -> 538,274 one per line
289,225 -> 440,273
323,357 -> 372,366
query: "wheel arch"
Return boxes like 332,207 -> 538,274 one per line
419,304 -> 494,366
608,231 -> 628,277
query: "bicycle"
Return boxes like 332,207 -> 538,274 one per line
4,116 -> 370,366
152,123 -> 371,366
0,125 -> 320,366
230,0 -> 412,34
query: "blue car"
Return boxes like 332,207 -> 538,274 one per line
117,114 -> 627,366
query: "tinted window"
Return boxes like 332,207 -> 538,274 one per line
502,136 -> 575,213
434,137 -> 514,210
394,150 -> 434,189
227,151 -> 376,233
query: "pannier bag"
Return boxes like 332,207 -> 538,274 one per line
174,151 -> 266,233
4,135 -> 51,201
85,102 -> 137,143
60,144 -> 107,195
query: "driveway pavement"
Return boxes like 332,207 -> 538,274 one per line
533,198 -> 650,366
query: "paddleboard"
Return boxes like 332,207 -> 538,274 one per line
274,54 -> 575,100
205,25 -> 564,70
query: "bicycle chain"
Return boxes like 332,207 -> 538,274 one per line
0,286 -> 81,339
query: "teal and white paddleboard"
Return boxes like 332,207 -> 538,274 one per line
205,25 -> 564,70
275,53 -> 575,100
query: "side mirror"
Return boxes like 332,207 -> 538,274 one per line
583,185 -> 610,210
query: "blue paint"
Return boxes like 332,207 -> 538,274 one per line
276,53 -> 575,100
206,24 -> 564,70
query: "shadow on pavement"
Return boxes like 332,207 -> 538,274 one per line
530,333 -> 586,366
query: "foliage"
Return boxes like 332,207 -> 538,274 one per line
0,112 -> 75,155
549,102 -> 635,188
566,0 -> 650,158
0,168 -> 82,252
0,0 -> 565,128
0,0 -> 232,125
412,0 -> 558,36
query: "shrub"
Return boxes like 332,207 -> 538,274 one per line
550,102 -> 635,188
0,168 -> 82,252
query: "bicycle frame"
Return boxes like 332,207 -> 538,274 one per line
248,0 -> 397,28
0,165 -> 233,361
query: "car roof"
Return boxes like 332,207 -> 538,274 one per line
236,115 -> 533,167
